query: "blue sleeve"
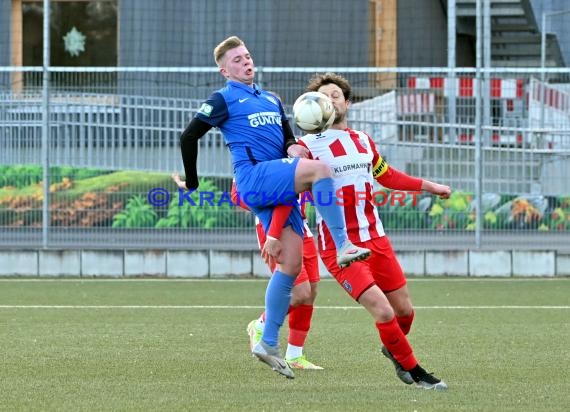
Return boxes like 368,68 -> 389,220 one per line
195,92 -> 228,127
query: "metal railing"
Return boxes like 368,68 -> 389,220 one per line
1,67 -> 570,250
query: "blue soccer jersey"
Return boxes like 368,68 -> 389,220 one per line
195,81 -> 288,169
194,80 -> 304,237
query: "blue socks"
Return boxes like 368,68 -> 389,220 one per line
262,270 -> 295,347
312,177 -> 347,249
259,177 -> 346,347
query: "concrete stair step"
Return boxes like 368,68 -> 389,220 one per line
492,24 -> 536,33
491,34 -> 541,44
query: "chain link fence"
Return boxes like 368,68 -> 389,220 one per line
1,0 -> 570,250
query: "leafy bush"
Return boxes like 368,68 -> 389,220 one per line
491,195 -> 547,230
112,195 -> 157,228
0,165 -> 43,188
378,192 -> 426,230
425,191 -> 471,230
0,165 -> 111,189
155,179 -> 238,229
541,196 -> 570,231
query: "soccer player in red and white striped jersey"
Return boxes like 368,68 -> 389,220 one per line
293,72 -> 451,390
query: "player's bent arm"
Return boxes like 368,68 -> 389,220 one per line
421,179 -> 452,198
290,140 -> 313,159
231,180 -> 292,237
282,118 -> 298,154
267,205 -> 293,239
375,164 -> 423,191
282,112 -> 311,158
230,180 -> 250,211
374,158 -> 450,198
180,117 -> 212,190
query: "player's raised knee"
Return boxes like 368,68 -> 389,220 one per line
309,159 -> 333,180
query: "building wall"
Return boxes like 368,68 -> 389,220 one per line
117,0 -> 370,100
0,0 -> 10,87
397,0 -> 448,67
4,1 -> 567,71
0,0 -> 8,60
119,0 -> 369,68
0,0 -> 10,65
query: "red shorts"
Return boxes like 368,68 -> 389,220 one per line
257,224 -> 320,285
319,236 -> 406,300
295,235 -> 320,285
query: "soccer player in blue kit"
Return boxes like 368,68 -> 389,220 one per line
173,36 -> 370,379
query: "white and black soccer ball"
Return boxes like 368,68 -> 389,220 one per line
292,91 -> 336,134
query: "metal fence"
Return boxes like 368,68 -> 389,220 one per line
1,67 -> 570,251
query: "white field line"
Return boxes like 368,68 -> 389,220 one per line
0,305 -> 568,310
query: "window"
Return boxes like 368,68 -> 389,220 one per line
12,0 -> 117,89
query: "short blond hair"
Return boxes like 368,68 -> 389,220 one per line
213,36 -> 245,66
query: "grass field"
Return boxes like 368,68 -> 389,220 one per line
1,278 -> 569,411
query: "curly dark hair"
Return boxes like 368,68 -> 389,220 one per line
305,72 -> 352,101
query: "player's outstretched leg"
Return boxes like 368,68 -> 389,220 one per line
246,318 -> 263,352
252,270 -> 295,378
381,345 -> 414,384
311,176 -> 370,268
252,340 -> 295,379
286,354 -> 323,370
408,365 -> 448,390
285,303 -> 323,370
336,240 -> 372,268
376,317 -> 447,390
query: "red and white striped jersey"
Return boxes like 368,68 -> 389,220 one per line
298,128 -> 385,251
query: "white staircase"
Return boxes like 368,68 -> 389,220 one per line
447,0 -> 566,67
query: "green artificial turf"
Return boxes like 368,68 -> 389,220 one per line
0,278 -> 568,411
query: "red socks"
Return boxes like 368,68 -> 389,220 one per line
260,304 -> 314,347
396,309 -> 415,335
288,304 -> 313,347
376,317 -> 417,370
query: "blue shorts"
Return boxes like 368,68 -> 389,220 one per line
235,158 -> 304,238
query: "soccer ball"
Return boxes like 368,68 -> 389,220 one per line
292,91 -> 336,134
